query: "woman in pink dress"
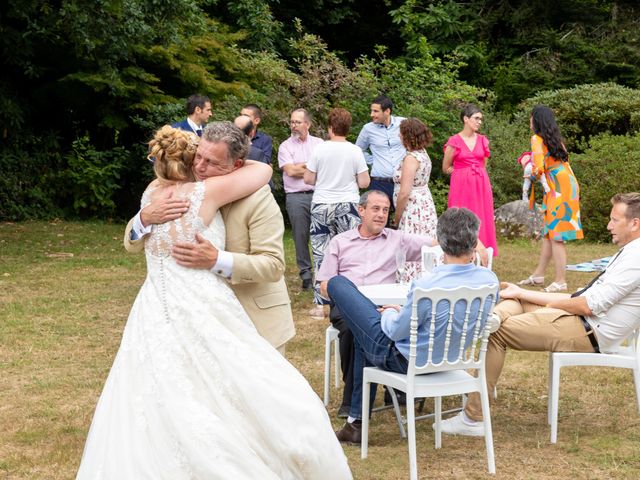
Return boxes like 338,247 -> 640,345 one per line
442,105 -> 498,255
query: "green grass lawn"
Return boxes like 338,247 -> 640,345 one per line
1,221 -> 638,479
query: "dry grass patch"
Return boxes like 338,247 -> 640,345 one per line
1,221 -> 638,479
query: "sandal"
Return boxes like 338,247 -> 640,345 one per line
543,282 -> 567,293
518,275 -> 544,286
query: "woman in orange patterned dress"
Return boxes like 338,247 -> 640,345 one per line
518,105 -> 583,292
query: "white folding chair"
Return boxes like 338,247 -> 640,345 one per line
323,325 -> 341,406
361,285 -> 499,479
421,245 -> 494,274
547,328 -> 640,443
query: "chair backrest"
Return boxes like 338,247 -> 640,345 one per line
407,285 -> 499,377
421,246 -> 494,275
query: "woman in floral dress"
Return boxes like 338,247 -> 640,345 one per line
393,118 -> 438,282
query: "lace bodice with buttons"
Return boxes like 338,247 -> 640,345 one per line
140,181 -> 225,258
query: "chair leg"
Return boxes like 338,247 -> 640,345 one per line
323,331 -> 331,406
549,361 -> 561,444
547,354 -> 553,425
333,338 -> 340,388
407,393 -> 418,480
388,387 -> 407,439
633,365 -> 640,414
479,386 -> 496,475
361,376 -> 371,459
434,396 -> 442,449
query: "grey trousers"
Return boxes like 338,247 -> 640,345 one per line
285,192 -> 313,280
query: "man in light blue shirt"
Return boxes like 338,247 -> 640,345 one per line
327,207 -> 499,444
355,95 -> 406,204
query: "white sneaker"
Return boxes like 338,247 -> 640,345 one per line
434,412 -> 485,437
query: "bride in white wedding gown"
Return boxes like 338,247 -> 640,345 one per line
76,125 -> 352,479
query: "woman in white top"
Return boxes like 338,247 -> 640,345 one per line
304,108 -> 370,316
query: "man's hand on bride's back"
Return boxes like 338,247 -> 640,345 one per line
140,190 -> 190,227
173,233 -> 217,270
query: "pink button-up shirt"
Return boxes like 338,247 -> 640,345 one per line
277,134 -> 324,193
316,227 -> 435,286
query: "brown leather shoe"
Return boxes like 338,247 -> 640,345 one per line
336,421 -> 361,444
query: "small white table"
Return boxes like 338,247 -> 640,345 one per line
358,283 -> 410,306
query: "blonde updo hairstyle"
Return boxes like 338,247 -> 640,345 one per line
148,125 -> 198,183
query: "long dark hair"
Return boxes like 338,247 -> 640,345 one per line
530,105 -> 568,162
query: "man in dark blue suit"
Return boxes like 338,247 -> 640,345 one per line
233,115 -> 266,163
240,104 -> 273,162
172,94 -> 212,136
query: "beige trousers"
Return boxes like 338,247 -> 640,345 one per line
465,299 -> 596,421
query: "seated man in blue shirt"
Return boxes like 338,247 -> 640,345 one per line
327,207 -> 499,444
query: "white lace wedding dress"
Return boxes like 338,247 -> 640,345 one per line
76,182 -> 351,479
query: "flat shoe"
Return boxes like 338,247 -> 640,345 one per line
308,305 -> 326,319
543,281 -> 567,292
518,275 -> 544,286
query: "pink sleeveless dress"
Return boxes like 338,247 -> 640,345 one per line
444,134 -> 498,255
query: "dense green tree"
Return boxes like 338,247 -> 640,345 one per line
0,1 -> 253,217
389,1 -> 640,109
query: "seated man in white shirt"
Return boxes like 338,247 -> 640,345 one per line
444,192 -> 640,436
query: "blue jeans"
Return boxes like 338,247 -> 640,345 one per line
327,275 -> 408,420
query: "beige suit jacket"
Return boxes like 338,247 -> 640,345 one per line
123,185 -> 295,348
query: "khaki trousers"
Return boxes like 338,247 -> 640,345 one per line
465,299 -> 596,421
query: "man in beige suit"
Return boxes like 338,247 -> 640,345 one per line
124,123 -> 295,353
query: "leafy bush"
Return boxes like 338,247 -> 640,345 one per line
484,113 -> 532,208
487,83 -> 640,215
0,134 -> 65,220
518,83 -> 640,151
571,133 -> 640,242
62,136 -> 128,216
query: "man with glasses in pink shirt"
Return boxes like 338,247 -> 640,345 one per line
278,108 -> 324,290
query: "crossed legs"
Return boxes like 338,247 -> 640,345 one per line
464,298 -> 595,421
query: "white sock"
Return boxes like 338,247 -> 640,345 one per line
462,411 -> 480,425
347,416 -> 357,424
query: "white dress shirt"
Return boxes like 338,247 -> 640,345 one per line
584,237 -> 640,352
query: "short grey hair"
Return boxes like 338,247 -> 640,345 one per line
359,190 -> 389,208
437,208 -> 480,257
291,108 -> 311,123
202,121 -> 250,164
